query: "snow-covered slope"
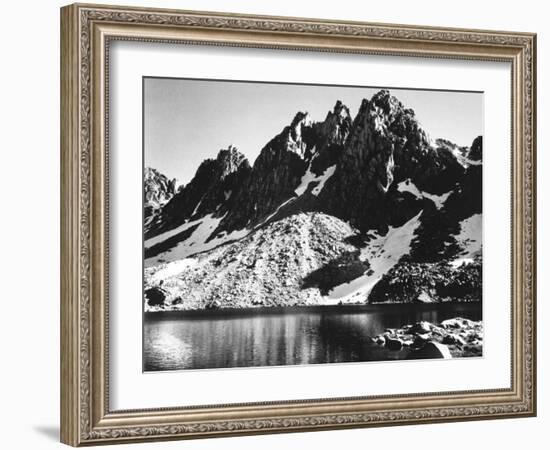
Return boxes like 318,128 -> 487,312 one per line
327,211 -> 423,302
397,179 -> 452,210
145,213 -> 358,310
450,214 -> 482,267
145,213 -> 249,267
145,206 -> 482,310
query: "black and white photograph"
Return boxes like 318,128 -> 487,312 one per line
143,78 -> 483,371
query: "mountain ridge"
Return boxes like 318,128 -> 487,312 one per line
143,89 -> 483,310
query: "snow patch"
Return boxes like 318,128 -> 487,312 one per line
311,165 -> 337,195
449,147 -> 468,168
397,179 -> 422,199
422,191 -> 452,210
326,211 -> 423,302
450,147 -> 482,168
295,166 -> 317,196
397,179 -> 451,210
145,213 -> 249,266
295,163 -> 337,197
191,195 -> 205,217
258,197 -> 295,227
150,258 -> 198,283
145,217 -> 201,248
464,158 -> 482,166
450,213 -> 482,267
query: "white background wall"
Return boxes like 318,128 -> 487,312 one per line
0,0 -> 546,449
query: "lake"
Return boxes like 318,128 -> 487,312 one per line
143,303 -> 482,371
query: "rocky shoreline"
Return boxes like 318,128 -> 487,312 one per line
373,317 -> 483,359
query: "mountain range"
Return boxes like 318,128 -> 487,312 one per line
143,89 -> 482,311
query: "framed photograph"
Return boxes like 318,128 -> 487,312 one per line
60,3 -> 537,446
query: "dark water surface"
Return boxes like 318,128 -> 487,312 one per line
143,303 -> 482,371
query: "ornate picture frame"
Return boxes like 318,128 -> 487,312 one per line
60,3 -> 536,446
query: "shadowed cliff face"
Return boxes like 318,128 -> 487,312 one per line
468,135 -> 483,161
145,145 -> 251,238
144,167 -> 177,223
317,90 -> 468,233
220,103 -> 354,233
144,90 -> 482,309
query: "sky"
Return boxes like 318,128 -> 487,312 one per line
144,77 -> 483,185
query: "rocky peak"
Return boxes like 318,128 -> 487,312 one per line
435,138 -> 469,157
145,148 -> 251,238
369,89 -> 402,115
332,99 -> 350,117
359,91 -> 427,145
215,145 -> 250,179
468,136 -> 482,161
324,100 -> 351,126
144,166 -> 175,183
144,166 -> 158,178
279,111 -> 314,158
317,100 -> 352,145
215,111 -> 319,233
317,90 -> 466,231
144,167 -> 178,226
290,111 -> 313,128
144,167 -> 177,207
190,145 -> 249,185
342,91 -> 414,191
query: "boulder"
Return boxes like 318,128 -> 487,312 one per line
412,335 -> 431,349
385,338 -> 404,351
442,334 -> 466,346
415,291 -> 434,303
171,297 -> 183,306
145,286 -> 167,307
440,318 -> 462,329
409,321 -> 432,335
407,342 -> 452,360
441,317 -> 476,329
463,344 -> 483,356
206,299 -> 222,310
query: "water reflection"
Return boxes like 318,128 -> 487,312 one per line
144,304 -> 482,371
